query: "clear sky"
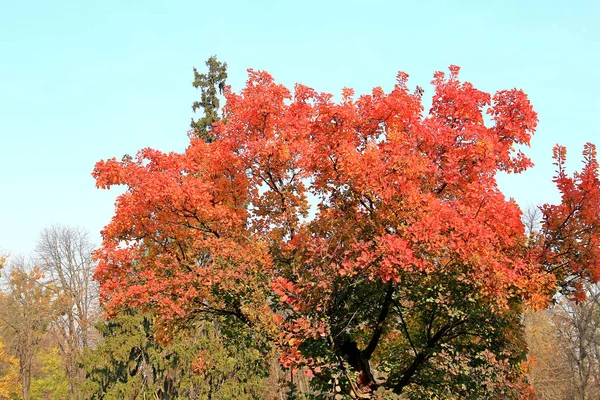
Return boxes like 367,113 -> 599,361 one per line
1,0 -> 598,257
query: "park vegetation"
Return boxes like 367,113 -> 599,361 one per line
1,57 -> 600,399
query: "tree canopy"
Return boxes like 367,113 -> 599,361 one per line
92,66 -> 600,397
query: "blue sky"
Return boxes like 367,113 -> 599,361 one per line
1,0 -> 598,257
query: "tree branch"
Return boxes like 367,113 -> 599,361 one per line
362,282 -> 394,360
393,298 -> 418,357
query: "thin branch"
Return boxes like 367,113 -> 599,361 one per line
393,298 -> 418,357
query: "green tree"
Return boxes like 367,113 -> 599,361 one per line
30,347 -> 69,400
190,55 -> 228,143
82,311 -> 271,399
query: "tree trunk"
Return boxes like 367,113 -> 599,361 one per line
20,356 -> 31,400
339,339 -> 376,394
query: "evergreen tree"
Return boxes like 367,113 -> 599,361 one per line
190,56 -> 228,143
81,312 -> 271,399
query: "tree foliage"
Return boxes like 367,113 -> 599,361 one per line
190,55 -> 228,143
0,261 -> 57,400
30,347 -> 70,400
93,65 -> 600,397
82,56 -> 285,400
525,309 -> 573,399
0,338 -> 20,400
82,311 -> 271,399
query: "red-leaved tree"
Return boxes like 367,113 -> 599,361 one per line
93,66 -> 600,397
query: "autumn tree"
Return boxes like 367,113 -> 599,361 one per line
82,56 -> 282,400
0,259 -> 57,400
0,256 -> 20,399
36,225 -> 98,399
0,338 -> 20,400
524,309 -> 573,399
93,66 -> 600,398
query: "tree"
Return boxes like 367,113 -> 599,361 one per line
525,284 -> 600,400
0,338 -> 20,400
93,66 -> 600,397
553,285 -> 600,399
0,260 -> 56,400
84,56 -> 287,400
524,309 -> 573,399
30,347 -> 70,400
190,55 -> 228,143
36,225 -> 98,399
82,311 -> 271,399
